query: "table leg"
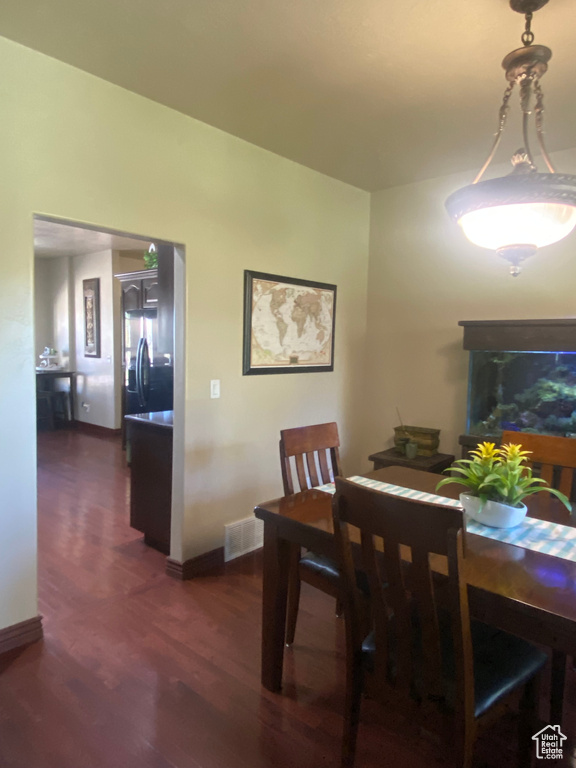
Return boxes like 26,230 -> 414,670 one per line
68,374 -> 76,422
261,520 -> 291,692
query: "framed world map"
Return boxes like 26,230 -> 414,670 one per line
243,270 -> 336,375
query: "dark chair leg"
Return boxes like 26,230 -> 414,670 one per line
336,598 -> 344,617
452,721 -> 476,768
518,674 -> 540,768
36,392 -> 55,431
550,650 -> 566,726
342,652 -> 363,768
285,546 -> 301,646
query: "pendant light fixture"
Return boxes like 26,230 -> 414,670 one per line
445,0 -> 576,276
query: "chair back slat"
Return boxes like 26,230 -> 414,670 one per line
539,463 -> 554,488
382,536 -> 413,696
359,530 -> 391,689
333,477 -> 473,720
279,423 -> 342,494
410,549 -> 444,701
331,447 -> 341,479
294,454 -> 309,492
279,440 -> 294,495
318,450 -> 332,484
501,431 -> 576,502
336,497 -> 369,654
305,452 -> 320,487
559,468 -> 573,498
446,528 -> 475,721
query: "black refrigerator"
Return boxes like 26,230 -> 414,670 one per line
123,308 -> 173,415
118,246 -> 174,418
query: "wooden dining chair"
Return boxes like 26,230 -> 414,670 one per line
280,422 -> 343,645
332,477 -> 547,768
501,430 -> 576,503
502,430 -> 576,723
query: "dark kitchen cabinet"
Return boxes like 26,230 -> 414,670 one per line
155,245 -> 174,362
142,275 -> 159,308
125,411 -> 173,554
117,269 -> 159,311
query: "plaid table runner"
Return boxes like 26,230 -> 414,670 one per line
314,475 -> 576,564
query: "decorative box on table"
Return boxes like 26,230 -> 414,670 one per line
393,426 -> 440,457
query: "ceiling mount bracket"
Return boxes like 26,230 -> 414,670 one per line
509,0 -> 549,14
502,44 -> 551,82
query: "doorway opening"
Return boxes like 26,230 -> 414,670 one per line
33,214 -> 185,574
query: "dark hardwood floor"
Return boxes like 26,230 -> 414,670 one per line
0,429 -> 575,767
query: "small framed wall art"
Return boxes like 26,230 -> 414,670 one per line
83,278 -> 101,358
243,270 -> 336,375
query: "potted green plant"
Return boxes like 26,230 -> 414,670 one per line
436,441 -> 571,528
143,244 -> 158,269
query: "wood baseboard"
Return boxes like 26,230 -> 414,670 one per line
76,422 -> 122,438
0,616 -> 43,656
166,547 -> 225,580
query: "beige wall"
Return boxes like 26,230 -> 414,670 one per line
34,259 -> 54,360
0,36 -> 370,630
34,255 -> 73,375
363,147 -> 576,466
116,251 -> 146,273
72,250 -> 119,428
50,256 -> 74,370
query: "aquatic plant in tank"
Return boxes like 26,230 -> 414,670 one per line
467,350 -> 576,438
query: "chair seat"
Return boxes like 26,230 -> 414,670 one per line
469,622 -> 547,717
362,617 -> 547,718
300,552 -> 370,594
299,552 -> 340,583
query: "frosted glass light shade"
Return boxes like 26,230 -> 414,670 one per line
458,202 -> 576,251
445,172 -> 576,263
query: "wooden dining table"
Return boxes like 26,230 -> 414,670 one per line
254,465 -> 576,725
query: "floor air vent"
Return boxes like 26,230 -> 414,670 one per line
224,516 -> 264,561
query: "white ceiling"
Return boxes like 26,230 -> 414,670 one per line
34,219 -> 153,258
2,0 -> 576,190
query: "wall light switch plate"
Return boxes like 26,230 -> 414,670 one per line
210,379 -> 220,399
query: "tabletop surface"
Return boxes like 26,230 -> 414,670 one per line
36,369 -> 76,375
368,449 -> 455,470
255,465 -> 576,626
125,410 -> 174,428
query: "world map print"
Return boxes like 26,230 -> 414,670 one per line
250,277 -> 335,368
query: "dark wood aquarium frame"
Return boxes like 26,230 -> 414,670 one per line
459,319 -> 576,353
459,319 -> 576,457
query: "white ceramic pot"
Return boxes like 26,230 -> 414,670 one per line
459,493 -> 527,529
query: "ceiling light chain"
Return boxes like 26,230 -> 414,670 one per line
533,78 -> 556,172
473,82 -> 515,184
519,75 -> 537,170
522,11 -> 535,46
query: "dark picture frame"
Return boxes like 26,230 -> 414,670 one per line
243,270 -> 336,375
83,278 -> 101,358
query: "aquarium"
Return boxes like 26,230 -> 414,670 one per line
467,350 -> 576,438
